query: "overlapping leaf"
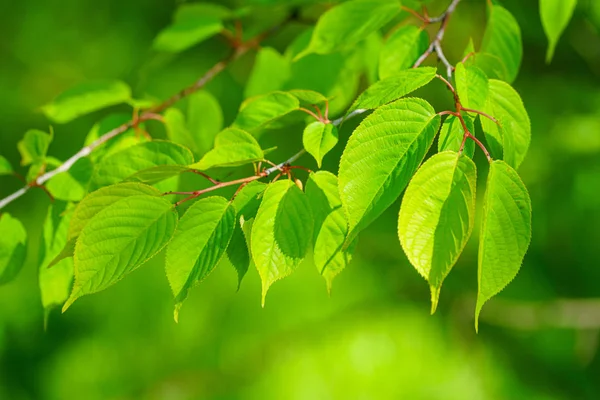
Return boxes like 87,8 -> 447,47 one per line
379,26 -> 429,79
17,129 -> 52,166
0,213 -> 27,285
245,47 -> 291,98
476,161 -> 531,330
189,128 -> 264,170
398,152 -> 477,313
339,98 -> 441,244
232,91 -> 300,132
251,180 -> 313,305
166,196 -> 235,321
64,195 -> 178,311
187,91 -> 223,156
438,115 -> 475,159
455,62 -> 489,111
480,5 -> 522,83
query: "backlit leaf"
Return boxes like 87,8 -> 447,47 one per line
480,5 -> 522,83
339,98 -> 441,244
187,91 -> 223,156
17,129 -> 52,166
0,213 -> 27,285
398,152 -> 477,313
349,67 -> 437,112
379,26 -> 429,79
455,62 -> 489,111
64,195 -> 178,311
251,180 -> 313,306
0,155 -> 13,175
232,91 -> 299,132
46,157 -> 94,202
42,80 -> 132,124
476,161 -> 531,331
164,108 -> 200,155
303,122 -> 339,168
245,47 -> 291,98
540,0 -> 577,62
153,16 -> 223,53
189,128 -> 264,170
306,171 -> 354,292
165,196 -> 235,321
438,115 -> 475,159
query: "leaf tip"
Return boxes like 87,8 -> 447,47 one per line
430,285 -> 441,315
174,303 -> 183,323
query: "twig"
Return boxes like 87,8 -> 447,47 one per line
0,20 -> 289,211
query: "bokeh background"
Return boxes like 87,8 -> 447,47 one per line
1,0 -> 600,398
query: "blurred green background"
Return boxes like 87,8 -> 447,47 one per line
1,0 -> 600,399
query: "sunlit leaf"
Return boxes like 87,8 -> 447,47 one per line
232,91 -> 299,132
42,80 -> 132,124
379,26 -> 429,79
189,128 -> 264,170
17,129 -> 52,166
166,196 -> 235,321
46,157 -> 94,202
0,213 -> 27,285
540,0 -> 577,62
153,16 -> 223,53
398,152 -> 477,313
455,62 -> 489,111
0,155 -> 13,176
438,115 -> 475,159
339,98 -> 441,244
187,91 -> 223,156
251,180 -> 313,306
164,108 -> 200,155
303,122 -> 339,168
480,5 -> 522,83
476,161 -> 531,331
306,171 -> 354,292
245,47 -> 291,98
64,195 -> 178,311
480,79 -> 531,169
348,67 -> 437,112
297,0 -> 401,59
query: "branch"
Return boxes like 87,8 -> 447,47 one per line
413,0 -> 462,78
0,21 -> 288,211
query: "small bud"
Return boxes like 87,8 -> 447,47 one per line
295,178 -> 303,191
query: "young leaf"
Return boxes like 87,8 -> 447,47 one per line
476,161 -> 531,331
17,129 -> 52,166
39,202 -> 75,320
348,67 -> 437,112
189,128 -> 264,170
297,0 -> 401,58
303,122 -> 339,168
540,0 -> 577,62
398,152 -> 477,313
153,16 -> 223,53
438,115 -> 475,159
46,157 -> 94,202
251,180 -> 313,306
480,5 -> 522,83
42,80 -> 132,124
164,108 -> 200,155
89,141 -> 194,190
187,91 -> 223,156
227,181 -> 268,288
232,91 -> 299,132
64,195 -> 178,311
480,79 -> 531,169
0,155 -> 13,175
165,196 -> 235,321
0,213 -> 27,285
339,98 -> 441,244
379,26 -> 429,79
455,62 -> 489,111
306,171 -> 354,293
288,90 -> 328,107
245,47 -> 291,98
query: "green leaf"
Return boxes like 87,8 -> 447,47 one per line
165,196 -> 235,321
17,129 -> 52,166
540,0 -> 577,62
175,2 -> 232,21
480,5 -> 522,83
39,202 -> 74,321
42,80 -> 132,124
306,171 -> 354,293
232,91 -> 299,132
89,141 -> 194,190
398,152 -> 477,313
251,180 -> 313,306
164,108 -> 200,155
189,128 -> 264,170
455,62 -> 489,111
289,90 -> 328,107
303,122 -> 339,168
153,16 -> 223,53
297,0 -> 401,58
46,157 -> 94,202
339,98 -> 441,244
438,115 -> 475,159
227,181 -> 267,288
245,47 -> 291,98
68,182 -> 161,241
0,213 -> 27,285
0,155 -> 13,176
84,114 -> 144,163
379,26 -> 429,79
348,67 -> 437,112
480,79 -> 531,169
63,195 -> 178,311
187,91 -> 223,156
476,160 -> 531,331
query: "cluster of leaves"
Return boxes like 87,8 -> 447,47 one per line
0,0 -> 577,329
